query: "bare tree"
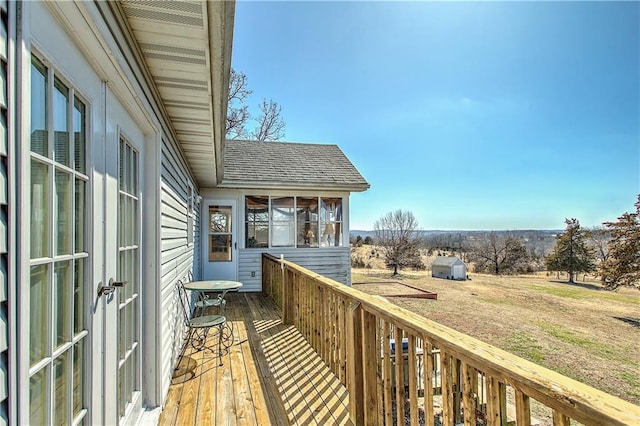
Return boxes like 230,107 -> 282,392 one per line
587,226 -> 611,264
468,232 -> 528,275
226,69 -> 252,139
251,99 -> 285,141
226,68 -> 286,141
373,210 -> 423,275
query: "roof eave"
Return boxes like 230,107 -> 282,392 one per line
219,180 -> 370,192
205,0 -> 235,185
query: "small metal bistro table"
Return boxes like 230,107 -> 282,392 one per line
183,280 -> 243,293
183,280 -> 243,315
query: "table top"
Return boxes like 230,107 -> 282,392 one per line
183,280 -> 243,292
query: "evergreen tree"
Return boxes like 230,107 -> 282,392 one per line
600,195 -> 640,290
546,218 -> 595,283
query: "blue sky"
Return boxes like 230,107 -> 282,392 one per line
231,1 -> 639,231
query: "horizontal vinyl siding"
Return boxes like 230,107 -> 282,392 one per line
239,247 -> 351,291
0,1 -> 8,423
159,138 -> 198,402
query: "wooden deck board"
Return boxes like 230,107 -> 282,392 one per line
158,293 -> 351,426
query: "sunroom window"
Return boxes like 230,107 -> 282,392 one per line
245,196 -> 343,248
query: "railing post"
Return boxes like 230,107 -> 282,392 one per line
362,310 -> 379,425
281,254 -> 293,325
346,301 -> 364,425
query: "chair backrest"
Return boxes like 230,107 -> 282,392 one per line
187,270 -> 193,282
175,279 -> 193,324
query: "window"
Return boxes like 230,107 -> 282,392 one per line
245,196 -> 343,249
297,197 -> 318,247
320,197 -> 343,247
29,55 -> 88,425
271,197 -> 295,247
245,196 -> 268,247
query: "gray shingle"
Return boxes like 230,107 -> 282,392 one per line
222,140 -> 369,191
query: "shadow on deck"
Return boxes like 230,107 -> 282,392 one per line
158,293 -> 352,426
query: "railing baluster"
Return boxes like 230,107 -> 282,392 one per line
486,376 -> 502,426
383,321 -> 393,425
423,340 -> 435,426
552,410 -> 570,426
408,334 -> 418,426
362,309 -> 379,425
395,327 -> 406,425
515,387 -> 531,426
347,301 -> 364,425
461,362 -> 477,426
441,350 -> 454,425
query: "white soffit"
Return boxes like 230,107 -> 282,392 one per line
119,0 -> 231,187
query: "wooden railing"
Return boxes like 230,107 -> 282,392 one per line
262,254 -> 640,426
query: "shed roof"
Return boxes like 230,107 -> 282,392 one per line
221,140 -> 370,191
431,256 -> 464,267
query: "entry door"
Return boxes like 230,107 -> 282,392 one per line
202,199 -> 238,280
102,89 -> 144,424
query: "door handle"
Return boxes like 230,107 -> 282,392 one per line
97,278 -> 129,297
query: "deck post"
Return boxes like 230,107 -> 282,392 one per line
346,301 -> 364,425
281,254 -> 293,325
362,310 -> 379,425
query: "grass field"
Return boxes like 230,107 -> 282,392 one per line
351,266 -> 640,406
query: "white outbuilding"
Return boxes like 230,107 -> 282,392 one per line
431,256 -> 467,280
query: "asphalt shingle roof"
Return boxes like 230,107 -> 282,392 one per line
222,140 -> 370,191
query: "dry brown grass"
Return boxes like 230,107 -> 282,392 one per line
351,264 -> 640,406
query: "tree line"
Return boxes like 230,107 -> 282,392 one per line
353,195 -> 639,290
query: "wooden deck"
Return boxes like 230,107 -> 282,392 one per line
158,293 -> 352,426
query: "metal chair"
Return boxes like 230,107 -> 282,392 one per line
184,270 -> 227,316
176,279 -> 230,366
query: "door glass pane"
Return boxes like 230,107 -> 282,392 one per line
117,138 -> 139,419
31,58 -> 48,156
54,261 -> 72,348
31,159 -> 50,258
30,366 -> 49,425
209,205 -> 232,261
73,258 -> 85,334
73,98 -> 86,173
53,79 -> 70,166
30,264 -> 50,365
75,178 -> 85,252
53,351 -> 69,426
209,235 -> 231,261
73,339 -> 85,416
55,170 -> 72,255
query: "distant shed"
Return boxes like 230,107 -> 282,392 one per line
431,256 -> 466,280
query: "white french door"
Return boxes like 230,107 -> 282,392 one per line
102,89 -> 144,425
28,55 -> 91,426
27,3 -> 149,425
